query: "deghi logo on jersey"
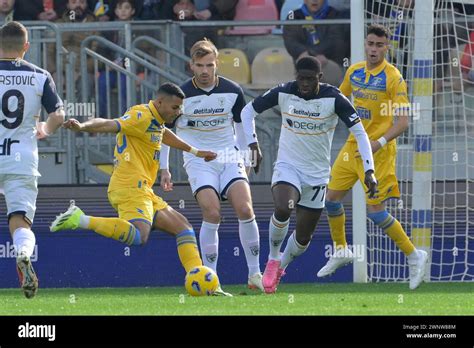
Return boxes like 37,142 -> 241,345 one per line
286,118 -> 326,131
187,118 -> 226,128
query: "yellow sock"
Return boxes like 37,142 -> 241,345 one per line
328,215 -> 347,248
384,219 -> 415,255
176,229 -> 202,272
326,201 -> 347,248
88,217 -> 141,246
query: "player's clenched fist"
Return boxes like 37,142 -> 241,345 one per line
62,119 -> 83,132
364,169 -> 378,199
249,142 -> 263,174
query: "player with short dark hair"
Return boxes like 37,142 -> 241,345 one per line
241,56 -> 377,294
317,24 -> 428,290
0,21 -> 65,298
50,82 -> 216,276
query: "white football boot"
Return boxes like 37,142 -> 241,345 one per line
248,272 -> 264,292
408,249 -> 429,290
317,246 -> 354,278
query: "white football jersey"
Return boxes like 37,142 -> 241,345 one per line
252,82 -> 361,184
174,76 -> 245,164
0,59 -> 62,176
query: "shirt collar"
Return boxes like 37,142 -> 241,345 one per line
365,59 -> 387,76
191,75 -> 219,90
148,100 -> 165,124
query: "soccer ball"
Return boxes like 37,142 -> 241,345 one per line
185,266 -> 219,296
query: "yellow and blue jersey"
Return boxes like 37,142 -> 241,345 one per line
108,101 -> 165,192
340,59 -> 410,143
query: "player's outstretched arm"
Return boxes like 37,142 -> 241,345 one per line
63,118 -> 119,133
162,128 -> 216,162
36,109 -> 66,139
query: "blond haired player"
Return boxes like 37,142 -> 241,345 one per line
160,39 -> 264,295
317,24 -> 428,290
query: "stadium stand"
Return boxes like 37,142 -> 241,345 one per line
272,0 -> 304,34
250,46 -> 294,89
225,0 -> 279,35
217,48 -> 251,84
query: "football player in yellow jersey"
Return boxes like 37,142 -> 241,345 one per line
50,83 -> 217,274
317,24 -> 428,289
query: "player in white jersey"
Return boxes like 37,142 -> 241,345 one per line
0,22 -> 65,298
241,57 -> 378,293
160,39 -> 263,295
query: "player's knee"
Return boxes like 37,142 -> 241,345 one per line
236,203 -> 254,220
325,200 -> 344,216
367,210 -> 392,228
202,208 -> 221,224
8,214 -> 31,234
274,205 -> 292,222
326,189 -> 346,202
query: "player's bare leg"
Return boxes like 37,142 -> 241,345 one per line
10,215 -> 38,299
152,205 -> 194,236
227,180 -> 263,291
367,204 -> 428,290
317,188 -> 355,278
263,184 -> 299,293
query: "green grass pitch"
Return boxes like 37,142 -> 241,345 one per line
1,283 -> 473,315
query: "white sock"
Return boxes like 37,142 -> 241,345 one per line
280,231 -> 309,270
79,214 -> 90,228
239,216 -> 261,277
268,214 -> 290,260
407,248 -> 419,262
12,228 -> 36,258
199,221 -> 219,273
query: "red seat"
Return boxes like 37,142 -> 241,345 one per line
225,0 -> 279,35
